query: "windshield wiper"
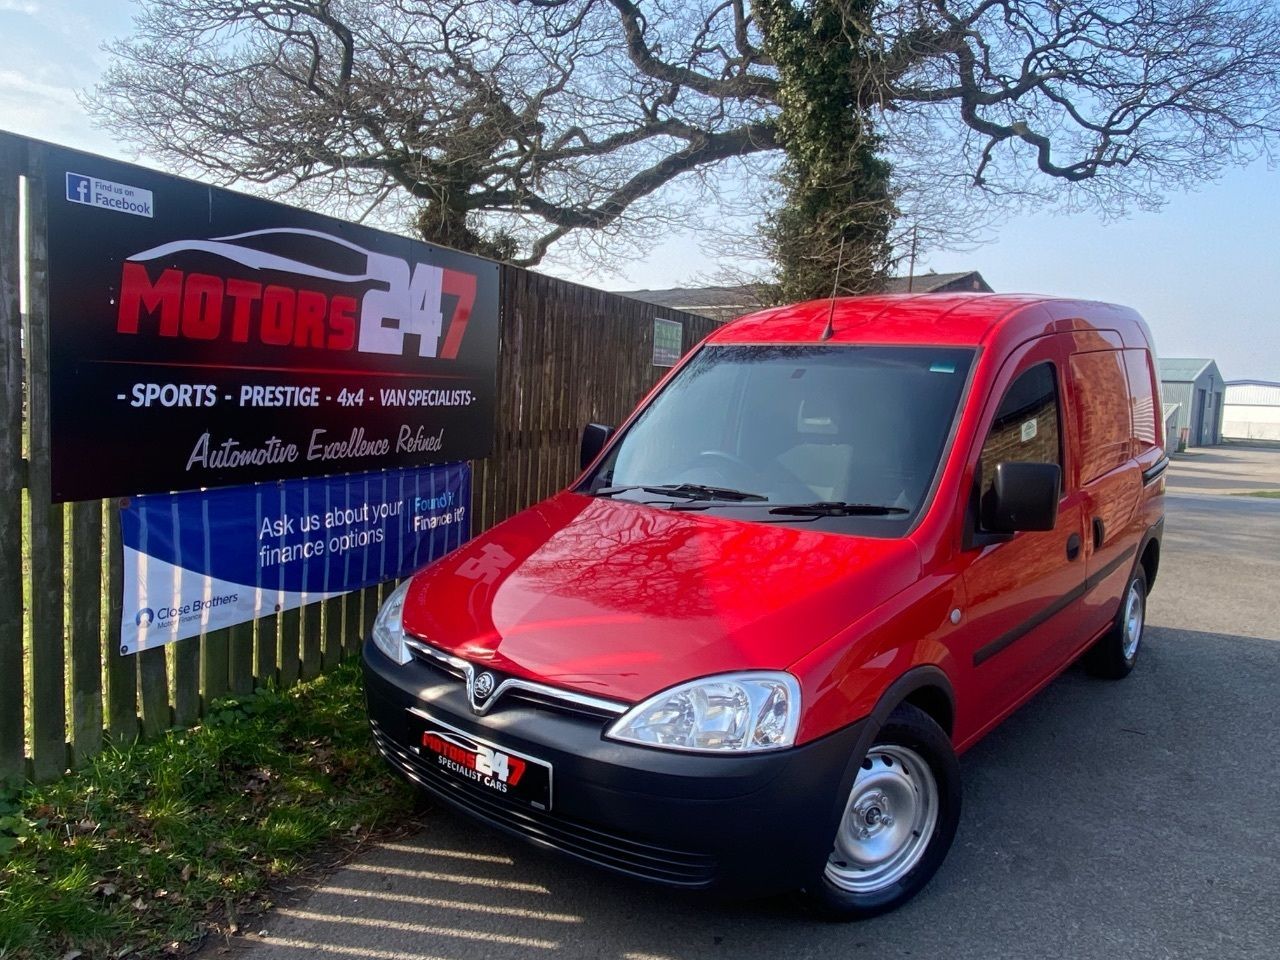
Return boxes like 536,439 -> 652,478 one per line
595,483 -> 767,502
768,501 -> 909,517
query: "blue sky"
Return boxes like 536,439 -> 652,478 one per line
3,0 -> 1277,381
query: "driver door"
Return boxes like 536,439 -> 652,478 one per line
950,338 -> 1088,738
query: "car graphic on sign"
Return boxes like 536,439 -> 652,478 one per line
126,227 -> 477,359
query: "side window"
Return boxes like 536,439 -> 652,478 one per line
1069,350 -> 1132,482
978,363 -> 1062,527
1123,349 -> 1160,451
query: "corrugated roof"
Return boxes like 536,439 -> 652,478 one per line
1225,381 -> 1280,406
1158,358 -> 1214,382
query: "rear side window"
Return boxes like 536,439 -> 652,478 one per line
1069,351 -> 1131,483
1123,349 -> 1160,450
978,363 -> 1062,517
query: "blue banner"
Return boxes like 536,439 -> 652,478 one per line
120,463 -> 470,654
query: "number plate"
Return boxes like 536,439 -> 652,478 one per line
408,708 -> 552,811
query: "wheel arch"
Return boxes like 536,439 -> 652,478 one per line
1139,535 -> 1160,591
1133,516 -> 1163,592
869,665 -> 956,738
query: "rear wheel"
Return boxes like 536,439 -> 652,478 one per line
805,704 -> 960,920
1084,566 -> 1147,679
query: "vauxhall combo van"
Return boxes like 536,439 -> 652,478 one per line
364,294 -> 1166,918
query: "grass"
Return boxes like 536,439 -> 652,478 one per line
1230,489 -> 1280,498
0,660 -> 414,959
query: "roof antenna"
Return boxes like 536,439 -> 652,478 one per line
821,235 -> 846,342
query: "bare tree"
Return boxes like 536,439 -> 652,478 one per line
88,0 -> 778,265
88,0 -> 1280,268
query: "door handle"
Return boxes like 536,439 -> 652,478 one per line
1092,517 -> 1105,549
1066,533 -> 1081,561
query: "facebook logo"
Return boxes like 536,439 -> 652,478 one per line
63,171 -> 154,217
66,172 -> 92,205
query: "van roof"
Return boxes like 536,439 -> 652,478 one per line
709,293 -> 1152,351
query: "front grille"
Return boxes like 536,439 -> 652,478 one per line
371,718 -> 717,888
407,640 -> 468,680
404,638 -> 628,721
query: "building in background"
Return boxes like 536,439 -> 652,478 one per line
1163,404 -> 1181,451
1222,380 -> 1280,442
619,271 -> 993,322
1159,358 -> 1225,449
881,271 -> 993,295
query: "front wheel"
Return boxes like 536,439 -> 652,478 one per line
804,703 -> 961,920
1083,565 -> 1147,679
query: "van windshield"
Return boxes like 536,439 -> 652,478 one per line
582,344 -> 975,535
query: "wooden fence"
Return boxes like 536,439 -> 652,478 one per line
0,132 -> 717,785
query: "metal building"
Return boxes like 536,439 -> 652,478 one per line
1223,380 -> 1280,441
1159,358 -> 1225,449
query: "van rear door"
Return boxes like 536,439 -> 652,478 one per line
1064,346 -> 1144,646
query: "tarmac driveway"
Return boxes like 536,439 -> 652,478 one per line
232,445 -> 1280,960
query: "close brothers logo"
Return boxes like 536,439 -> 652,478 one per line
115,228 -> 478,360
134,595 -> 241,631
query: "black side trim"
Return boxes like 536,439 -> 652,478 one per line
1142,456 -> 1170,484
973,546 -> 1137,667
869,665 -> 956,729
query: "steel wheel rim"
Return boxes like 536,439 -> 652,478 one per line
825,744 -> 938,894
1122,579 -> 1145,662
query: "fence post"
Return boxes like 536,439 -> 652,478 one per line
342,590 -> 361,659
360,586 -> 379,642
24,144 -> 69,782
137,646 -> 169,739
201,626 -> 231,707
227,620 -> 254,696
255,610 -> 278,689
171,636 -> 200,729
0,134 -> 26,787
299,600 -> 323,681
68,501 -> 104,766
278,605 -> 301,690
321,595 -> 343,670
104,500 -> 138,742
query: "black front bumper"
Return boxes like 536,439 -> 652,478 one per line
362,639 -> 869,897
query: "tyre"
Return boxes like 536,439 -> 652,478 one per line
805,703 -> 961,920
1083,565 -> 1147,680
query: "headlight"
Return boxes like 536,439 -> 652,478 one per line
606,672 -> 800,753
372,580 -> 413,665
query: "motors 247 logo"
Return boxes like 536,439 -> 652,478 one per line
115,227 -> 479,359
421,729 -> 527,795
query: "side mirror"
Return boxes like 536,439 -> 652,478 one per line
580,423 -> 614,471
985,462 -> 1061,533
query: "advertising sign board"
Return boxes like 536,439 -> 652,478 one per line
45,145 -> 499,502
119,463 -> 470,654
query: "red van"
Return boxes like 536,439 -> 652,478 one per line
364,294 -> 1166,918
